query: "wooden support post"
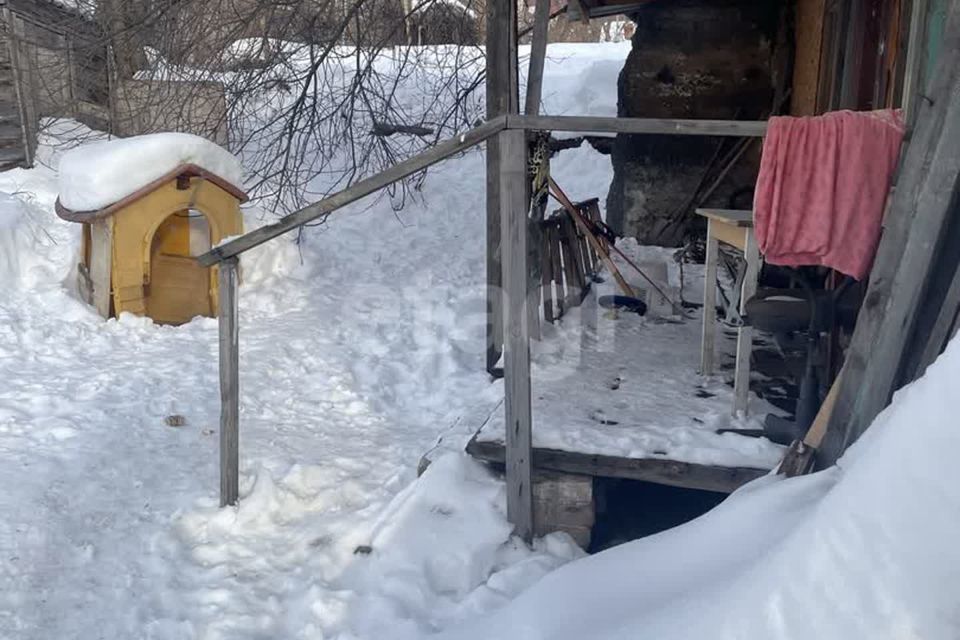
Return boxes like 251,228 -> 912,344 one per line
218,257 -> 240,507
700,220 -> 719,375
525,0 -> 551,117
902,0 -> 930,124
500,128 -> 534,542
486,0 -> 519,373
522,0 -> 549,342
733,230 -> 759,415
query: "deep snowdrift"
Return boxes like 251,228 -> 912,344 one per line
442,338 -> 960,640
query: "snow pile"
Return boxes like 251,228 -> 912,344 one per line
58,132 -> 245,211
163,453 -> 581,639
0,192 -> 78,290
442,337 -> 960,640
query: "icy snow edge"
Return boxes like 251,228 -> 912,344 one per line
58,132 -> 244,212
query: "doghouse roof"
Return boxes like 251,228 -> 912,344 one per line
55,131 -> 247,222
55,164 -> 249,223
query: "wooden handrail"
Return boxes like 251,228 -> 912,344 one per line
506,114 -> 768,137
198,115 -> 509,265
199,113 -> 770,265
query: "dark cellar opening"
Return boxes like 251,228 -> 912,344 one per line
590,478 -> 727,553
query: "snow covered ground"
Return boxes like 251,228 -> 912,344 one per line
0,44 -> 625,639
3,39 -> 953,640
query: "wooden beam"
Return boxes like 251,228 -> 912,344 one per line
466,437 -> 768,494
218,257 -> 240,507
499,127 -> 534,541
506,114 -> 768,137
524,0 -> 551,117
198,117 -> 507,266
522,0 -> 551,344
819,1 -> 960,466
199,115 -> 766,268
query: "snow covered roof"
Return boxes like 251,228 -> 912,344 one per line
57,133 -> 246,215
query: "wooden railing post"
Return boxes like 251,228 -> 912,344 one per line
499,127 -> 534,541
218,257 -> 240,506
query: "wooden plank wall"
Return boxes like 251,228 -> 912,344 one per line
538,200 -> 603,322
0,1 -> 110,168
792,0 -> 827,115
0,6 -> 30,168
819,0 -> 960,465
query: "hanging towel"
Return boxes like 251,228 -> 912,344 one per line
753,109 -> 905,280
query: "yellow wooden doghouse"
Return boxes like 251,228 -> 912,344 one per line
56,164 -> 246,325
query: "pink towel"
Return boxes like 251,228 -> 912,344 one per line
753,109 -> 905,280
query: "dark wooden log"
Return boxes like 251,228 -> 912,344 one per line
218,257 -> 240,506
499,127 -> 534,541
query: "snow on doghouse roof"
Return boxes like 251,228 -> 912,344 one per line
58,132 -> 245,212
